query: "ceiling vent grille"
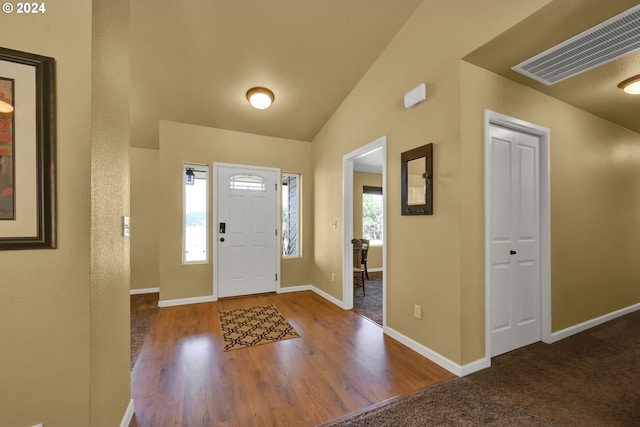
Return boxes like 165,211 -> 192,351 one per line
512,5 -> 640,85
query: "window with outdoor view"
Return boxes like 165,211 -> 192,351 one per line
363,186 -> 383,245
282,173 -> 300,257
183,164 -> 209,264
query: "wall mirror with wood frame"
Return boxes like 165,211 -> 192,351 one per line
401,143 -> 433,215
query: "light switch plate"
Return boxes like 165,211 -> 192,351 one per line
123,216 -> 130,237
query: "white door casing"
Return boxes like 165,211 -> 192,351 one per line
342,136 -> 387,323
214,163 -> 279,298
488,123 -> 541,357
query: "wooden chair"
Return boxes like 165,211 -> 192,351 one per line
352,239 -> 366,295
360,238 -> 370,279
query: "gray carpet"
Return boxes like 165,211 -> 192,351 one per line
353,272 -> 382,325
324,378 -> 548,426
325,310 -> 640,426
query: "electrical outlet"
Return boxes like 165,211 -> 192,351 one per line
331,273 -> 335,282
414,304 -> 422,319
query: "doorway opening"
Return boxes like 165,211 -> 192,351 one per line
342,136 -> 387,326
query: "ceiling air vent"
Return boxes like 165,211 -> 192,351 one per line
512,4 -> 640,85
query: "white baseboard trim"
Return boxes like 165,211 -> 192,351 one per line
460,357 -> 491,376
280,282 -> 511,375
383,326 -> 490,377
119,399 -> 135,427
378,304 -> 640,376
130,287 -> 159,295
158,295 -> 217,307
310,286 -> 346,309
278,284 -> 313,293
548,302 -> 640,343
367,268 -> 383,273
384,326 -> 462,376
276,283 -> 345,310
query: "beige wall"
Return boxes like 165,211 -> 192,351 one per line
158,121 -> 313,301
130,148 -> 160,290
0,4 -> 92,427
0,1 -> 130,426
353,171 -> 383,269
310,0 -> 553,365
460,62 -> 640,362
90,0 -> 132,425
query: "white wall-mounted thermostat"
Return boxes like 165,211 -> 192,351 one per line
404,83 -> 427,109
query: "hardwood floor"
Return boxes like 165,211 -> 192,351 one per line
129,291 -> 453,427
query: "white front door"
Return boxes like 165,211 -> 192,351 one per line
215,164 -> 279,298
489,124 -> 541,357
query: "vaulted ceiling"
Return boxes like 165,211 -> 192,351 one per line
130,0 -> 640,150
129,0 -> 422,148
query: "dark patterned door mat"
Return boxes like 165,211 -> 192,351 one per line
218,304 -> 300,351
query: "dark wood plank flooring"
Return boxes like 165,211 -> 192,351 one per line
129,290 -> 453,427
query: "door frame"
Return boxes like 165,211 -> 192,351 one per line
342,136 -> 387,324
212,162 -> 281,300
484,110 -> 551,361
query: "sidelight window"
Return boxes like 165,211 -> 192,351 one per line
282,173 -> 300,257
183,164 -> 209,264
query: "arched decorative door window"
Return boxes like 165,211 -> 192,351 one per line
229,173 -> 266,191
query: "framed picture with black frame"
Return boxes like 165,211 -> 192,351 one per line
0,47 -> 56,250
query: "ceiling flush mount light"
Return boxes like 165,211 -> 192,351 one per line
246,87 -> 274,110
618,75 -> 640,95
